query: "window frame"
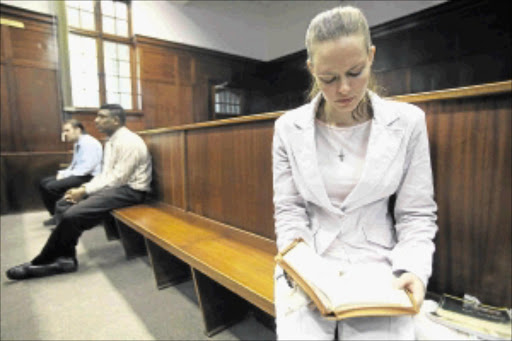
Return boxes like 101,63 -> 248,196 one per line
63,0 -> 140,112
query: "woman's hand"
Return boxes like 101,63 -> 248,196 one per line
393,272 -> 426,309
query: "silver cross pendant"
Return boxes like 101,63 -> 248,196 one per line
339,150 -> 345,162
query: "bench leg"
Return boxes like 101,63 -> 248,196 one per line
251,306 -> 276,333
103,214 -> 120,241
192,268 -> 250,337
115,219 -> 147,259
145,239 -> 191,289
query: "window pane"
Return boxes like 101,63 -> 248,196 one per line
101,0 -> 115,16
116,19 -> 128,37
107,92 -> 120,105
137,94 -> 142,110
115,1 -> 128,19
106,76 -> 119,92
103,16 -> 115,35
119,77 -> 131,93
78,0 -> 94,12
117,44 -> 130,61
67,8 -> 80,27
119,61 -> 130,77
80,11 -> 95,30
67,0 -> 81,9
68,34 -> 99,108
104,58 -> 118,76
104,41 -> 118,60
121,93 -> 132,110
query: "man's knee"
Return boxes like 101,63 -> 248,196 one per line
40,177 -> 54,190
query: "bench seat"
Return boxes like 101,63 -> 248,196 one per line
111,203 -> 277,335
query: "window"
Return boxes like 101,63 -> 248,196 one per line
63,0 -> 140,110
214,86 -> 243,117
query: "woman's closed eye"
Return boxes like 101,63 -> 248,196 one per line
318,76 -> 337,84
347,71 -> 361,77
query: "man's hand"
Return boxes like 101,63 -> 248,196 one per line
393,272 -> 426,309
64,186 -> 86,204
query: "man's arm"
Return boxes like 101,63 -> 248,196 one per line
67,139 -> 103,177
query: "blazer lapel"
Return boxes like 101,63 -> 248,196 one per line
343,93 -> 405,210
290,96 -> 340,214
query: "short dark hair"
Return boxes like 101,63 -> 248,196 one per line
64,119 -> 86,133
100,103 -> 126,125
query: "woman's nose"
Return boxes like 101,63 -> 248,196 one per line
338,77 -> 350,94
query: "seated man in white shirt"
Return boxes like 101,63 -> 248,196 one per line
39,119 -> 102,226
6,104 -> 152,280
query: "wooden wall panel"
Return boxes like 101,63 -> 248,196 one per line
14,66 -> 63,151
416,93 -> 511,307
140,46 -> 177,84
0,64 -> 13,151
9,24 -> 58,69
144,132 -> 186,209
186,121 -> 275,239
0,153 -> 72,213
137,36 -> 250,128
0,5 -> 63,154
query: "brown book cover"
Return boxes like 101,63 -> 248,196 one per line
275,238 -> 419,320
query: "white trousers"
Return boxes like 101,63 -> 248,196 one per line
274,258 -> 416,340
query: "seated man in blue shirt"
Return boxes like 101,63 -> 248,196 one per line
39,119 -> 102,226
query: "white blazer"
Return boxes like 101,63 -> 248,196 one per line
272,92 -> 438,287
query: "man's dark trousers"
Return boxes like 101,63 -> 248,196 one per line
32,185 -> 146,265
39,175 -> 92,215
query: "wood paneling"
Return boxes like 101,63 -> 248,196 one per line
9,24 -> 58,69
140,46 -> 177,84
144,132 -> 186,210
186,121 -> 275,239
1,4 -> 66,213
0,64 -> 13,151
0,4 -> 63,153
14,66 -> 62,151
0,153 -> 72,213
137,36 -> 250,128
417,93 -> 511,307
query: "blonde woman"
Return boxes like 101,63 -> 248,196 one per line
272,6 -> 438,340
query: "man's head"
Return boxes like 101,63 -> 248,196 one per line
95,104 -> 126,136
62,119 -> 85,143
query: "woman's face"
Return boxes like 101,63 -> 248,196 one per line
308,35 -> 375,117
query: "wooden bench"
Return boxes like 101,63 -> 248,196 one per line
109,202 -> 276,336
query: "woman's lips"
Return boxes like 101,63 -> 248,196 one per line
335,97 -> 354,105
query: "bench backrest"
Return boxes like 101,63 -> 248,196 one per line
138,82 -> 511,307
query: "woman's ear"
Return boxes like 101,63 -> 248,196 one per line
368,45 -> 376,65
307,59 -> 313,74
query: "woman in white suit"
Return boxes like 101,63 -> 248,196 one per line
273,6 -> 438,340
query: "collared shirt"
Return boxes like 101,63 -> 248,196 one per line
58,134 -> 103,178
84,126 -> 152,195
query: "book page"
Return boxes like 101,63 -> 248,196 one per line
327,265 -> 413,310
283,241 -> 413,311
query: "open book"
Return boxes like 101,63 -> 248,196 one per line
275,239 -> 418,320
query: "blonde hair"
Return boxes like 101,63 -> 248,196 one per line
305,6 -> 379,100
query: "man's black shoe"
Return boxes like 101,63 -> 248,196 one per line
43,217 -> 57,226
6,257 -> 78,280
